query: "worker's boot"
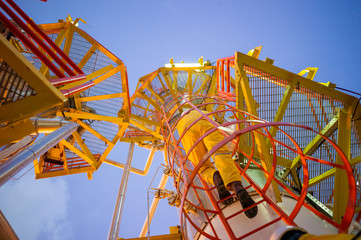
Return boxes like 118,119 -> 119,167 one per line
231,181 -> 258,218
213,171 -> 233,206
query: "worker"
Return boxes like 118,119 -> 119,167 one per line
176,108 -> 258,218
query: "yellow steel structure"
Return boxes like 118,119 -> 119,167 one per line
0,34 -> 66,146
1,8 -> 361,238
0,17 -> 130,180
121,47 -> 361,227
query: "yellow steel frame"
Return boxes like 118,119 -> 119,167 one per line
119,65 -> 216,143
121,233 -> 182,240
235,51 -> 282,202
3,14 -> 361,231
0,34 -> 66,125
24,19 -> 131,179
1,17 -> 132,180
233,50 -> 360,218
333,107 -> 352,223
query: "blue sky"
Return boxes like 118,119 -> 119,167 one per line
1,1 -> 361,239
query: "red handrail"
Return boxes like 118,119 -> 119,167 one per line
4,0 -> 83,75
161,93 -> 356,239
0,0 -> 84,78
217,56 -> 235,94
0,11 -> 66,77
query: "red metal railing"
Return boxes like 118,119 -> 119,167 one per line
216,56 -> 235,94
0,0 -> 88,96
161,93 -> 356,239
1,0 -> 83,76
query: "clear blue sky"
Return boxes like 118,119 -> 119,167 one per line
1,1 -> 361,239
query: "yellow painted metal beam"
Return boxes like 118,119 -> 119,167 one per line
298,67 -> 318,80
0,118 -> 35,146
240,145 -> 292,168
235,65 -> 246,157
173,71 -> 178,91
75,120 -> 113,146
118,136 -> 160,142
266,81 -> 296,147
143,101 -> 152,119
309,168 -> 335,187
121,233 -> 182,240
74,93 -> 83,110
160,69 -> 177,96
59,64 -> 114,90
139,92 -> 160,111
119,64 -> 130,121
0,34 -> 66,125
247,46 -> 263,59
161,66 -> 214,71
352,100 -> 361,146
39,27 -> 67,76
235,51 -> 281,202
187,69 -> 193,94
98,123 -> 129,166
93,65 -> 122,85
333,107 -> 352,223
290,112 -> 339,170
129,71 -> 159,103
131,114 -> 161,127
132,104 -> 155,113
72,131 -> 97,168
64,111 -> 123,124
33,159 -> 41,174
72,27 -> 123,65
145,85 -> 164,104
129,119 -> 162,139
62,23 -> 74,62
35,166 -> 95,179
195,73 -> 211,94
38,22 -> 70,32
309,155 -> 361,187
191,72 -> 200,92
351,155 -> 361,166
78,93 -> 126,102
156,75 -> 167,92
78,43 -> 99,69
86,64 -> 114,82
59,142 -> 68,171
235,51 -> 356,105
103,147 -> 156,176
60,139 -> 97,169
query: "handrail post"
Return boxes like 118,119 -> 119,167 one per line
108,142 -> 135,240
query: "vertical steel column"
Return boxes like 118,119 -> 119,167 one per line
0,210 -> 19,240
333,107 -> 352,223
139,173 -> 169,237
0,122 -> 77,186
108,142 -> 135,240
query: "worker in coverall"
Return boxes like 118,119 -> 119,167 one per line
177,109 -> 258,218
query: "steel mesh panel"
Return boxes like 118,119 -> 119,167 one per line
243,64 -> 361,206
192,70 -> 213,95
131,97 -> 151,117
130,95 -> 158,132
247,72 -> 284,122
142,88 -> 154,100
41,28 -> 124,171
149,75 -> 164,95
0,61 -> 36,105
